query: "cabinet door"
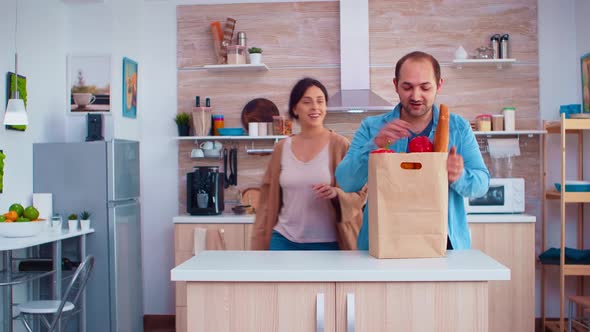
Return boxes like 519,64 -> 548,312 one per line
336,282 -> 488,332
470,223 -> 535,332
175,223 -> 245,332
244,223 -> 253,250
186,282 -> 335,332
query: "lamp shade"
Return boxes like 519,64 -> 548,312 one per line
3,98 -> 28,126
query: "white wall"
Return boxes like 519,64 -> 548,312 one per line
0,0 -> 67,212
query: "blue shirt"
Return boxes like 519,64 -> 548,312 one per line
335,104 -> 490,250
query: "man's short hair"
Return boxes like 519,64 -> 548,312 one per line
395,51 -> 441,86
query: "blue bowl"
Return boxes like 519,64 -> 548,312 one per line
217,128 -> 245,136
554,181 -> 590,192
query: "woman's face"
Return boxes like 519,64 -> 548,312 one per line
292,85 -> 327,128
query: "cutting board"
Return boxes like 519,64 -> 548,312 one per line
240,98 -> 279,131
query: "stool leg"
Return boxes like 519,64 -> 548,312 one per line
569,300 -> 573,332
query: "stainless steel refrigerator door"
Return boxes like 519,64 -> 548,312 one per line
108,200 -> 144,332
107,139 -> 140,201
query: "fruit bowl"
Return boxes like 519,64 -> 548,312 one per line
0,220 -> 47,238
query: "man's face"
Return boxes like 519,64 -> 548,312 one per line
394,59 -> 443,120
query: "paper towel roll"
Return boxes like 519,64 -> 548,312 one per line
33,193 -> 53,220
487,138 -> 521,159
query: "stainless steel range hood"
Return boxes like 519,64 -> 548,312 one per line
327,0 -> 393,113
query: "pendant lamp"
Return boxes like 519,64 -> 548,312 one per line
3,0 -> 28,126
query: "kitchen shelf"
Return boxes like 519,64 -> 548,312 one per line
473,129 -> 546,137
201,64 -> 269,72
174,135 -> 286,141
452,58 -> 516,69
545,190 -> 590,202
545,119 -> 590,134
541,115 -> 589,330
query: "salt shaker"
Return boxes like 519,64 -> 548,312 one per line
500,34 -> 510,59
237,31 -> 247,47
490,34 -> 501,59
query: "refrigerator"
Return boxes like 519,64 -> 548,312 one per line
33,139 -> 143,332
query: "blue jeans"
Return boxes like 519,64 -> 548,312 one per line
269,230 -> 339,251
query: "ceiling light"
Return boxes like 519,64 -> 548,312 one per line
3,0 -> 28,127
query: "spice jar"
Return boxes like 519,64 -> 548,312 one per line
491,114 -> 504,131
212,114 -> 224,136
227,45 -> 246,64
272,116 -> 284,135
476,114 -> 492,132
283,119 -> 293,135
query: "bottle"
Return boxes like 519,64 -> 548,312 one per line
195,96 -> 200,107
502,107 -> 516,131
490,34 -> 501,59
237,31 -> 247,47
205,97 -> 211,108
500,34 -> 510,59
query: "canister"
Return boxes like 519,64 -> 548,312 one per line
491,114 -> 504,131
475,114 -> 492,132
500,34 -> 510,59
502,107 -> 516,131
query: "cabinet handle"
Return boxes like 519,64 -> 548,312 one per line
316,293 -> 324,332
347,293 -> 355,332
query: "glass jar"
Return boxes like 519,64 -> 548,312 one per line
227,45 -> 246,65
502,107 -> 516,131
491,114 -> 504,131
476,114 -> 492,132
272,116 -> 284,135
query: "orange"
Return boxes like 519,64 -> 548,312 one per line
3,211 -> 18,221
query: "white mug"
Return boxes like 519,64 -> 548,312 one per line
213,141 -> 223,150
73,93 -> 96,107
258,122 -> 268,136
200,141 -> 214,150
191,148 -> 204,158
248,122 -> 259,137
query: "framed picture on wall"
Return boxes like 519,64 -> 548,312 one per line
122,57 -> 137,119
582,52 -> 590,113
67,54 -> 111,114
5,72 -> 27,131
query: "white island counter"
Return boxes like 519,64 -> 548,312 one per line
172,250 -> 509,332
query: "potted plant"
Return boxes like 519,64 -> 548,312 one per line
174,112 -> 191,136
71,70 -> 97,108
67,213 -> 78,233
80,211 -> 91,231
248,47 -> 263,65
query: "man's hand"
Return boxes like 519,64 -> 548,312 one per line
447,146 -> 464,183
374,119 -> 412,148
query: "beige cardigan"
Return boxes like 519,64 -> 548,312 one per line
250,131 -> 367,250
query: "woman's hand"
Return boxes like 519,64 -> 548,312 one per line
374,119 -> 412,148
312,184 -> 338,200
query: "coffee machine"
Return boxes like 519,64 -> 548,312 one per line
187,166 -> 224,215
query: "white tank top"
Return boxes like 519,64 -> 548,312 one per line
274,137 -> 338,243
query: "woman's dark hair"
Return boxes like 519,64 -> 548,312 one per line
288,77 -> 329,119
395,51 -> 441,86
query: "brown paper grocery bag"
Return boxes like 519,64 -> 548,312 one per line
368,152 -> 448,258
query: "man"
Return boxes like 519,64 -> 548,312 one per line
335,51 -> 490,250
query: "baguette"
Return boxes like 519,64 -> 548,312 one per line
434,104 -> 450,152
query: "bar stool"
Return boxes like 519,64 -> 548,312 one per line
568,295 -> 590,332
14,255 -> 94,332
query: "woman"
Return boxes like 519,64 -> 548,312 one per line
250,78 -> 367,250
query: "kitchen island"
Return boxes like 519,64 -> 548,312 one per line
171,249 -> 509,332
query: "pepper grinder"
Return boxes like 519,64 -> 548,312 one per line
500,34 -> 510,59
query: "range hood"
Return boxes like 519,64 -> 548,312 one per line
327,0 -> 393,113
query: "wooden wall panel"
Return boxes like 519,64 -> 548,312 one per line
369,0 -> 538,64
177,0 -> 541,234
177,2 -> 340,68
